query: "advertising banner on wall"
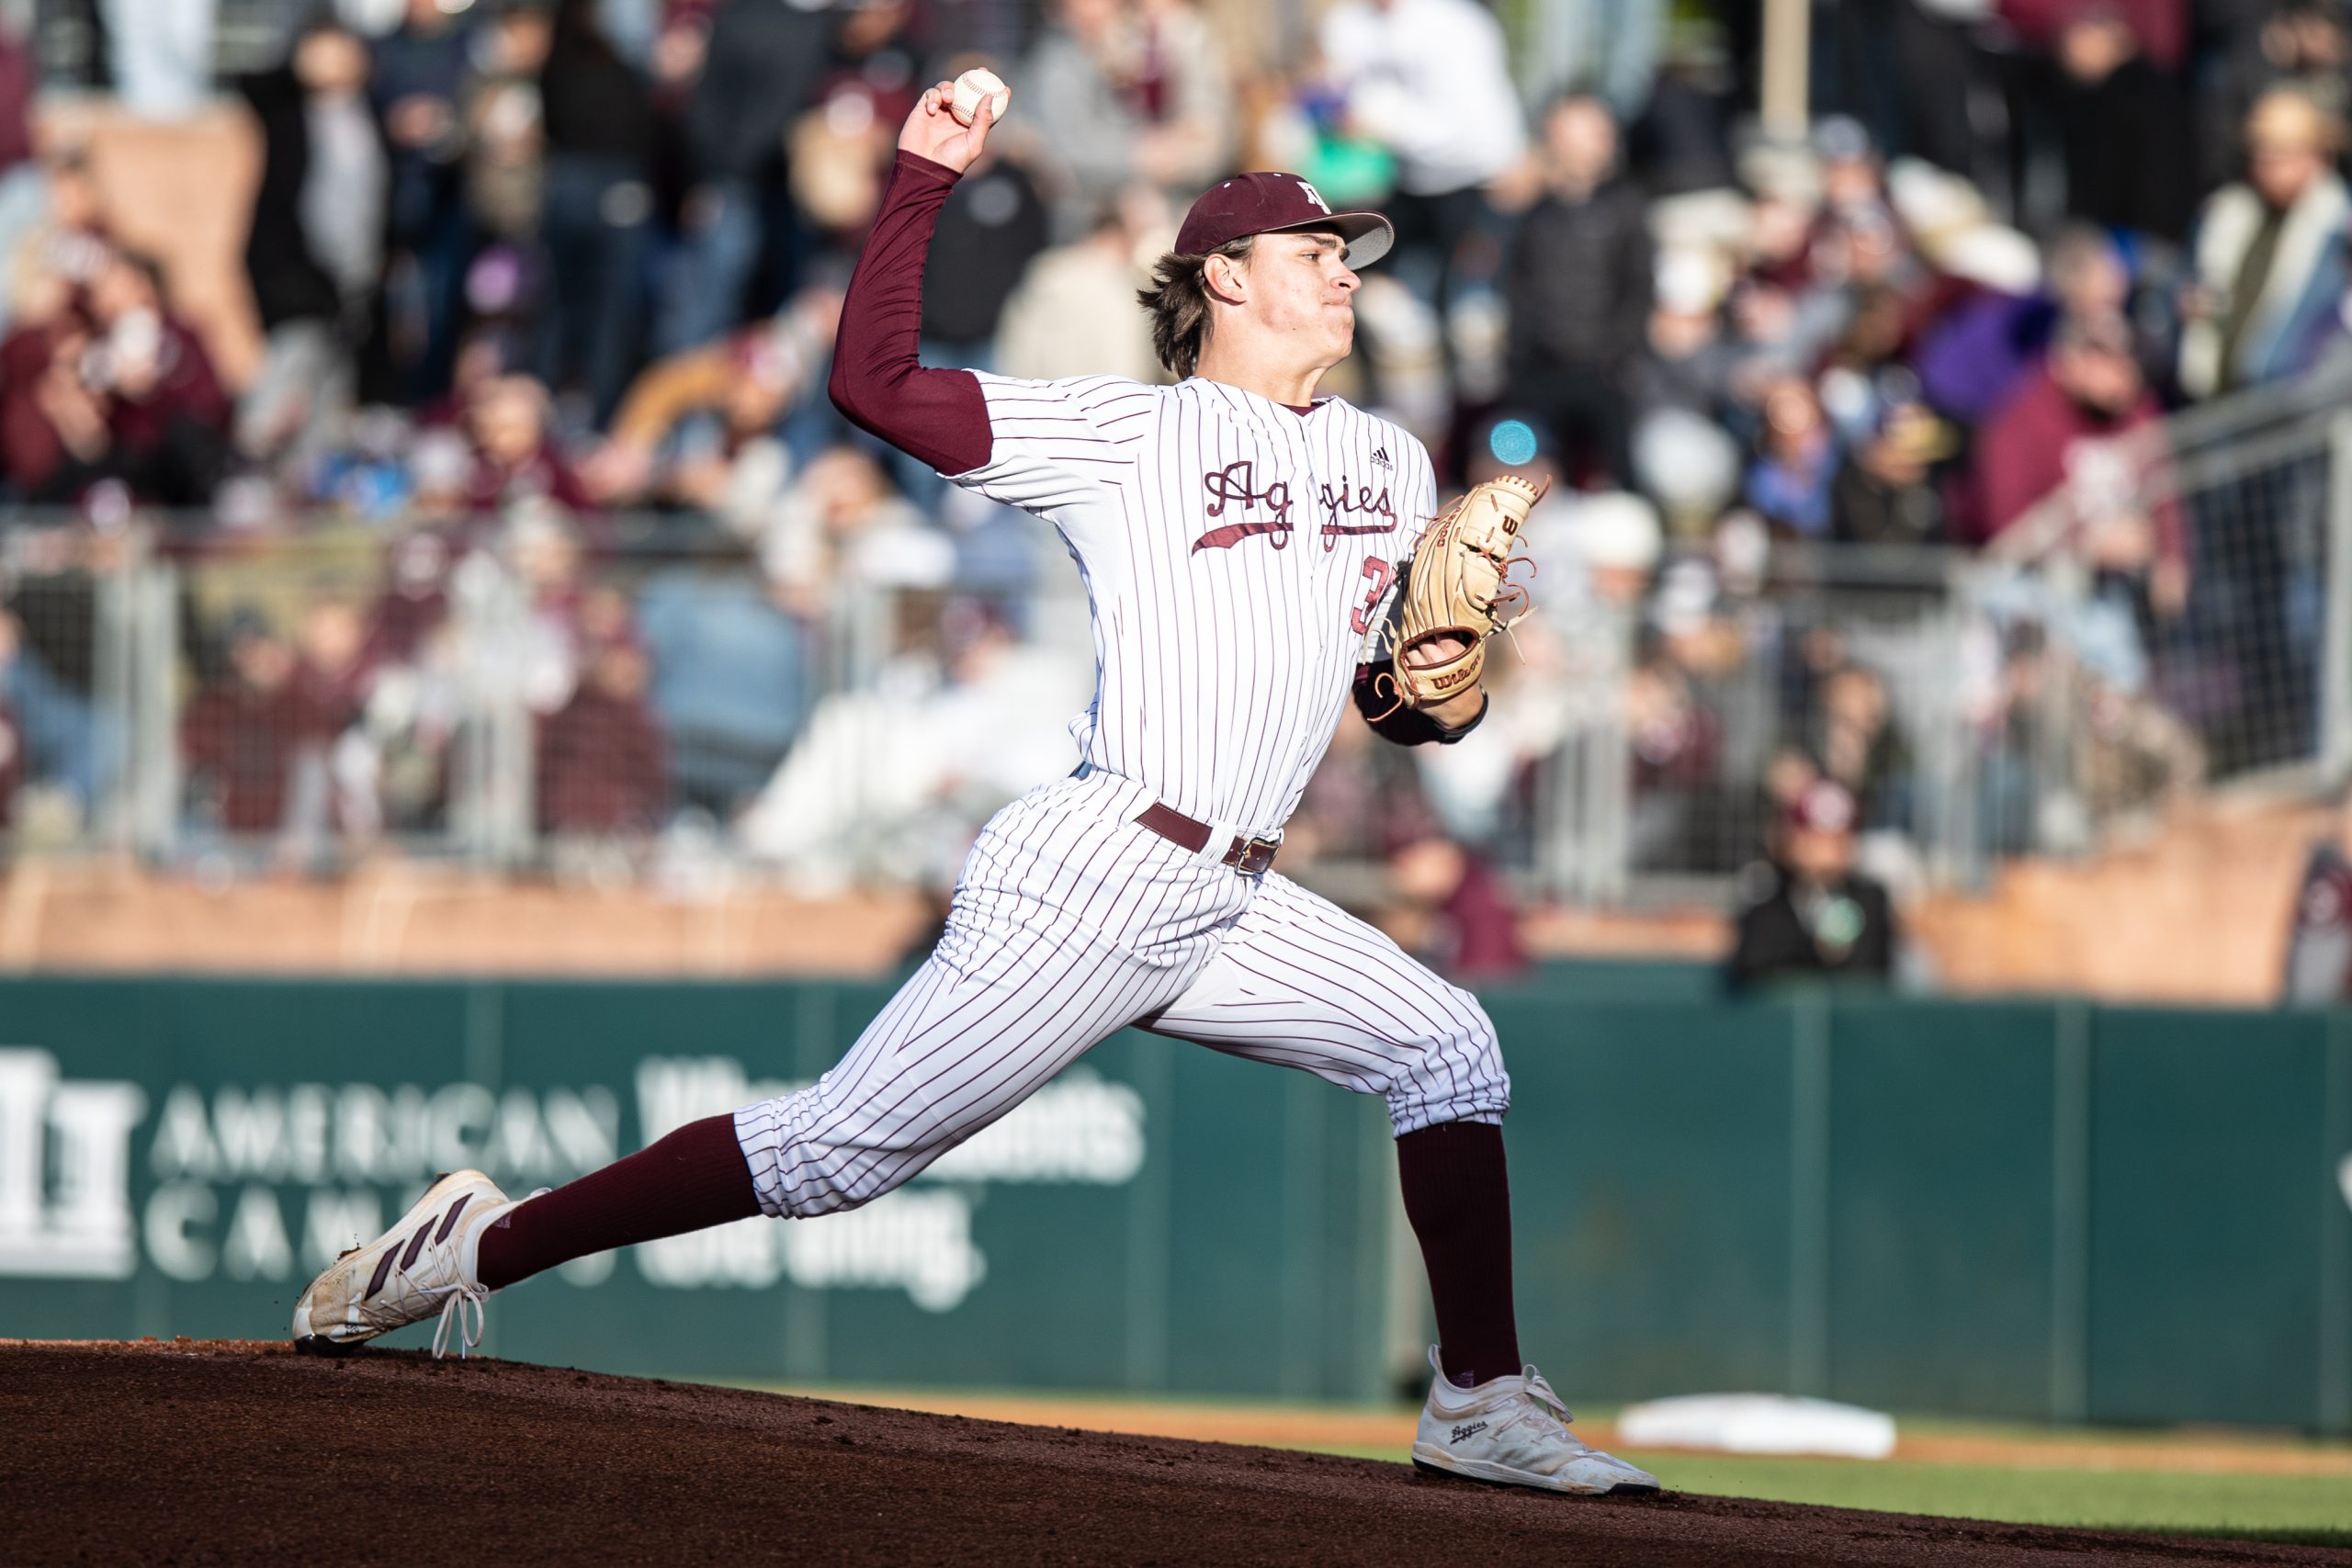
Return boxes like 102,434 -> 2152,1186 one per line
0,977 -> 1398,1399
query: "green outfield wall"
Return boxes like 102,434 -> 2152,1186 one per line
2,974 -> 2347,1431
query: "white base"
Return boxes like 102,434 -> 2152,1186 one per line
1614,1393 -> 1896,1460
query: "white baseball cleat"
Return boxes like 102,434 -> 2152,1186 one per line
1412,1346 -> 1662,1496
290,1169 -> 524,1359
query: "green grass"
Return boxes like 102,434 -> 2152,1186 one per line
735,1382 -> 2352,1546
1310,1441 -> 2352,1545
1622,1451 -> 2352,1545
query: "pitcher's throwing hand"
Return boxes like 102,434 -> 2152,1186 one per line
900,77 -> 997,174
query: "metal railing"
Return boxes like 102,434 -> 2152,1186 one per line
1527,541 -> 1978,905
1988,355 -> 2352,825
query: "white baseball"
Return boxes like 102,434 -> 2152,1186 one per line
948,68 -> 1010,128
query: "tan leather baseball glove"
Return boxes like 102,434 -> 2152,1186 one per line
1388,474 -> 1543,710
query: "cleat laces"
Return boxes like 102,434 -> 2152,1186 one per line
1509,1366 -> 1597,1451
422,1187 -> 540,1358
1521,1365 -> 1571,1422
431,1281 -> 489,1360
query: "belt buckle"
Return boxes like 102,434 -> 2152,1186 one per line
1221,834 -> 1278,875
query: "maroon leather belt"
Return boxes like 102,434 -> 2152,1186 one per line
1135,801 -> 1280,875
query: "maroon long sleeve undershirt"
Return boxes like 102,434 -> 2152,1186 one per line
827,151 -> 995,476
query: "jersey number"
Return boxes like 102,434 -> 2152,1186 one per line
1351,557 -> 1394,635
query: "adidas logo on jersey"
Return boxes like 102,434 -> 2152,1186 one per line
1371,446 -> 1393,470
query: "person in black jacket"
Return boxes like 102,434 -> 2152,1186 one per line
920,142 -> 1048,368
1829,399 -> 1951,547
237,19 -> 390,461
1725,777 -> 1900,992
535,0 -> 658,421
1504,93 -> 1650,490
658,0 -> 834,355
370,0 -> 481,401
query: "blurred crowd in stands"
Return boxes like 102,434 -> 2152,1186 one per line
3,0 -> 2351,979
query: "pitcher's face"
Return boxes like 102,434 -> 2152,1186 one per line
1227,231 -> 1360,368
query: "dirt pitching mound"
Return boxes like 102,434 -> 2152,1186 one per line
3,1341 -> 2341,1567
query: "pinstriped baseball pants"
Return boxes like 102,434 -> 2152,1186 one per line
734,770 -> 1510,1220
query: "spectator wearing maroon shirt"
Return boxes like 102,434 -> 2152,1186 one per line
1387,830 -> 1529,983
0,253 -> 232,507
461,373 -> 594,514
181,613 -> 342,837
535,637 -> 668,835
0,317 -> 105,499
1970,312 -> 2187,625
85,252 -> 233,506
290,599 -> 371,731
362,530 -> 456,670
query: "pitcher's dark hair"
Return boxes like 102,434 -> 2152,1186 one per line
1136,235 -> 1257,379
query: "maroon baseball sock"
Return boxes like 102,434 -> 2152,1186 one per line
1396,1120 -> 1521,1389
474,1114 -> 762,1292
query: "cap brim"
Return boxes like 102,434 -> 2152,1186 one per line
1262,210 -> 1394,269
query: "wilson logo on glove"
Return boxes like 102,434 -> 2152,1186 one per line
1368,474 -> 1542,717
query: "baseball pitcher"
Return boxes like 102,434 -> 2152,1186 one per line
290,82 -> 1657,1498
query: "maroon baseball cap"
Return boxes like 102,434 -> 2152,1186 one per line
1174,173 -> 1394,268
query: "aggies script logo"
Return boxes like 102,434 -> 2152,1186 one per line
1192,461 -> 1396,553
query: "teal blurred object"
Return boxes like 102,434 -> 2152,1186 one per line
1298,133 -> 1396,212
1488,419 -> 1540,467
0,976 -> 2346,1433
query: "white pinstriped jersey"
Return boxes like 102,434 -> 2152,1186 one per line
954,372 -> 1438,840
